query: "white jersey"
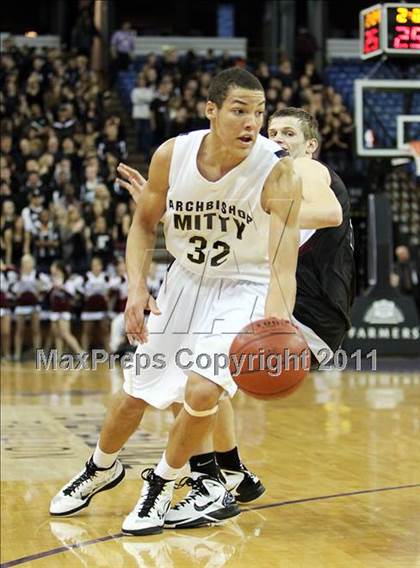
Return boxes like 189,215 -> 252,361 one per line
164,130 -> 284,283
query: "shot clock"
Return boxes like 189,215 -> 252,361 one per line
360,3 -> 420,59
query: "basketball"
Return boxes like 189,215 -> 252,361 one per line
229,318 -> 311,399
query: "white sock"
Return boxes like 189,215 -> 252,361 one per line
177,462 -> 191,479
92,442 -> 120,469
154,452 -> 183,481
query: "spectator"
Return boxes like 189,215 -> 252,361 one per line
21,189 -> 44,233
13,138 -> 36,180
71,3 -> 99,57
302,61 -> 322,90
52,103 -> 79,140
88,215 -> 114,269
94,184 -> 114,224
104,153 -> 121,192
295,28 -> 319,70
61,137 -> 81,173
33,209 -> 61,273
322,115 -> 350,173
113,202 -> 131,254
111,21 -> 136,72
130,74 -> 154,158
394,245 -> 420,313
0,134 -> 13,160
48,260 -> 82,354
0,168 -> 17,203
0,259 -> 16,359
67,205 -> 88,273
11,254 -> 43,361
79,256 -> 110,352
188,100 -> 209,131
1,200 -> 16,261
143,66 -> 159,90
3,216 -> 31,266
255,62 -> 271,90
109,257 -> 128,353
0,181 -> 14,210
24,74 -> 44,109
54,182 -> 80,210
181,49 -> 200,76
97,121 -> 128,164
80,163 -> 102,203
276,58 -> 295,88
1,199 -> 15,234
169,106 -> 189,137
45,136 -> 61,163
150,78 -> 173,149
161,48 -> 180,78
54,158 -> 77,189
265,87 -> 280,116
220,50 -> 234,69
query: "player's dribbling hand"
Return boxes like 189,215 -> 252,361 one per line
124,292 -> 161,345
116,163 -> 146,204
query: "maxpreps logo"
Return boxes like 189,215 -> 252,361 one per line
348,299 -> 420,340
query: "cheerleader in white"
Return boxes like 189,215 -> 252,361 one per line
11,255 -> 44,361
109,257 -> 128,353
48,261 -> 82,354
0,260 -> 17,359
79,257 -> 111,352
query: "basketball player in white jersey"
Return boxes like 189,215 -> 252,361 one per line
113,109 -> 349,512
50,68 -> 304,534
50,97 -> 348,533
110,116 -> 347,510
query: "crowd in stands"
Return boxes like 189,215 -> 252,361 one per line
128,48 -> 355,173
0,38 -> 417,360
0,41 -> 168,360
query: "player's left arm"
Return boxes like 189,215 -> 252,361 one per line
262,158 -> 302,320
293,157 -> 342,229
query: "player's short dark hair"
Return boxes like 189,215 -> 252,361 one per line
269,107 -> 321,144
208,67 -> 264,108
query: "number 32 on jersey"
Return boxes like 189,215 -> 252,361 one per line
187,236 -> 230,266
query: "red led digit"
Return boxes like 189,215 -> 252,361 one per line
409,26 -> 420,49
365,28 -> 380,52
393,25 -> 410,48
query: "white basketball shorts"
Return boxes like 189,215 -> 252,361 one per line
123,261 -> 331,409
123,261 -> 267,408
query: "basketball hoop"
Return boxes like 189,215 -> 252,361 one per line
408,140 -> 420,176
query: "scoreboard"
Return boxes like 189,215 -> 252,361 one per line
360,3 -> 420,59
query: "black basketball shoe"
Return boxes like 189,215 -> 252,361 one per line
220,464 -> 265,503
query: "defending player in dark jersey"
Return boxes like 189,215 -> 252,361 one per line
267,108 -> 355,361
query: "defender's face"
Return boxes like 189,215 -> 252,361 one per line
206,87 -> 265,155
267,116 -> 316,158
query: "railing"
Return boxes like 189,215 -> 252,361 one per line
0,33 -> 61,50
326,39 -> 359,59
1,34 -> 358,61
133,36 -> 247,57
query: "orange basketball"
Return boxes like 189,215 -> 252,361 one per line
229,318 -> 311,399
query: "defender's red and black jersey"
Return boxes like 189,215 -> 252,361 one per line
294,164 -> 355,351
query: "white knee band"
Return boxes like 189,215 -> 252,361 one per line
183,401 -> 219,417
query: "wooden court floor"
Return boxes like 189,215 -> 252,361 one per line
1,361 -> 420,568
